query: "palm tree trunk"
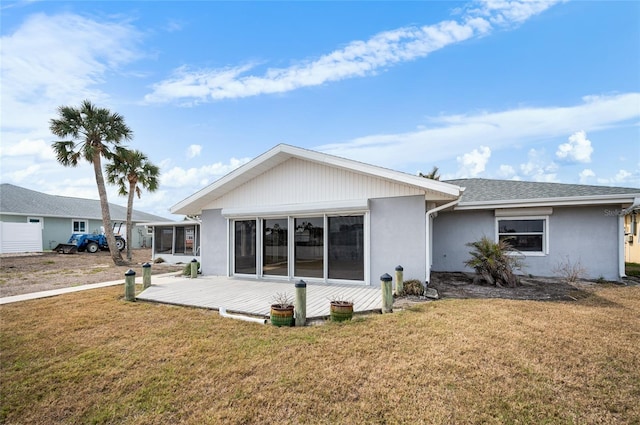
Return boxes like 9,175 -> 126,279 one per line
93,153 -> 126,266
126,181 -> 135,262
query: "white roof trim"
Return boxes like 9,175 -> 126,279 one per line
455,193 -> 639,210
136,220 -> 199,227
222,199 -> 369,218
171,144 -> 462,215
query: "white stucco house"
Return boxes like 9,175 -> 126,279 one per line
171,144 -> 640,285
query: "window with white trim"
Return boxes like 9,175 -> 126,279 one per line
72,219 -> 88,233
497,217 -> 547,254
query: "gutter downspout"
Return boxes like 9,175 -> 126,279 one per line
620,198 -> 640,279
425,194 -> 463,285
619,214 -> 626,279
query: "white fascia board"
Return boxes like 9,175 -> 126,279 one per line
136,220 -> 196,227
222,199 -> 369,218
455,193 -> 640,210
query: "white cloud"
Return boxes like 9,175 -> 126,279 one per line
457,146 -> 491,177
1,13 -> 143,132
520,148 -> 558,182
597,169 -> 639,186
497,164 -> 517,178
317,92 -> 640,170
0,138 -> 55,160
578,168 -> 596,184
556,130 -> 593,163
186,144 -> 202,159
144,0 -> 559,104
161,157 -> 250,188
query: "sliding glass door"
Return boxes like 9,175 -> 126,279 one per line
234,220 -> 256,274
294,217 -> 324,278
232,214 -> 365,283
263,219 -> 288,276
328,216 -> 364,280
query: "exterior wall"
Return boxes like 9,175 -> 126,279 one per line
431,210 -> 495,273
204,158 -> 424,210
432,205 -> 623,280
201,209 -> 227,275
624,212 -> 640,263
369,195 -> 426,287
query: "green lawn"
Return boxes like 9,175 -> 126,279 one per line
1,284 -> 639,424
626,262 -> 640,277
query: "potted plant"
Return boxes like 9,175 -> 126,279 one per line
329,296 -> 354,322
270,292 -> 294,327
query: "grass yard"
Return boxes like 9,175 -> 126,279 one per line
1,284 -> 639,424
627,262 -> 640,277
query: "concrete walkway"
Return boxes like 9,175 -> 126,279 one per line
0,273 -> 179,305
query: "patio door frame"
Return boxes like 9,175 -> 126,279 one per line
228,211 -> 370,285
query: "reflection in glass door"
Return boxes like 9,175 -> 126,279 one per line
234,220 -> 256,274
294,217 -> 324,278
328,216 -> 364,280
263,219 -> 288,276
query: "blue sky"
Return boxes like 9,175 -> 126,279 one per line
1,0 -> 639,220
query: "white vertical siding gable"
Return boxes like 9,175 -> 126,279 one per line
205,158 -> 424,209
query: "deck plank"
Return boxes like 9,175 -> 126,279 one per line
137,276 -> 382,320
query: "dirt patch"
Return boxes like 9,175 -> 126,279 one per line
394,272 -> 639,309
0,249 -> 184,297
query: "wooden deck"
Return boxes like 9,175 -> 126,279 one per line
137,275 -> 382,321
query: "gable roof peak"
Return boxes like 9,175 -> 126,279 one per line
171,144 -> 463,215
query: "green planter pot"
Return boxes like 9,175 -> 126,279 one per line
330,301 -> 354,322
270,305 -> 294,327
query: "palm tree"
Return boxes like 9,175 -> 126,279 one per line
50,100 -> 132,266
419,166 -> 441,181
106,147 -> 160,261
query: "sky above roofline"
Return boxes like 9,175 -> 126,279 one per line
1,0 -> 638,219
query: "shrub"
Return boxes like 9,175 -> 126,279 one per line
271,292 -> 294,308
552,256 -> 586,283
464,236 -> 523,288
400,279 -> 425,296
153,257 -> 165,264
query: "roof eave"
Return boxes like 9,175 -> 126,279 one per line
454,193 -> 640,210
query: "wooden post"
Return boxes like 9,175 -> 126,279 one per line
142,262 -> 151,289
295,280 -> 307,327
381,273 -> 393,313
395,265 -> 404,296
190,258 -> 198,278
124,269 -> 136,301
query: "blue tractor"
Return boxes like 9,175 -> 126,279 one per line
54,225 -> 126,254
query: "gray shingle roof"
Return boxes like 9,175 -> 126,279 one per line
446,178 -> 640,204
0,184 -> 169,222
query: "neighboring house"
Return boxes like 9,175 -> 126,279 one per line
138,218 -> 201,264
0,183 -> 170,252
171,144 -> 640,285
624,203 -> 640,263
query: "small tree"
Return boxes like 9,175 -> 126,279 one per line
106,147 -> 160,261
464,236 -> 523,287
419,166 -> 440,181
